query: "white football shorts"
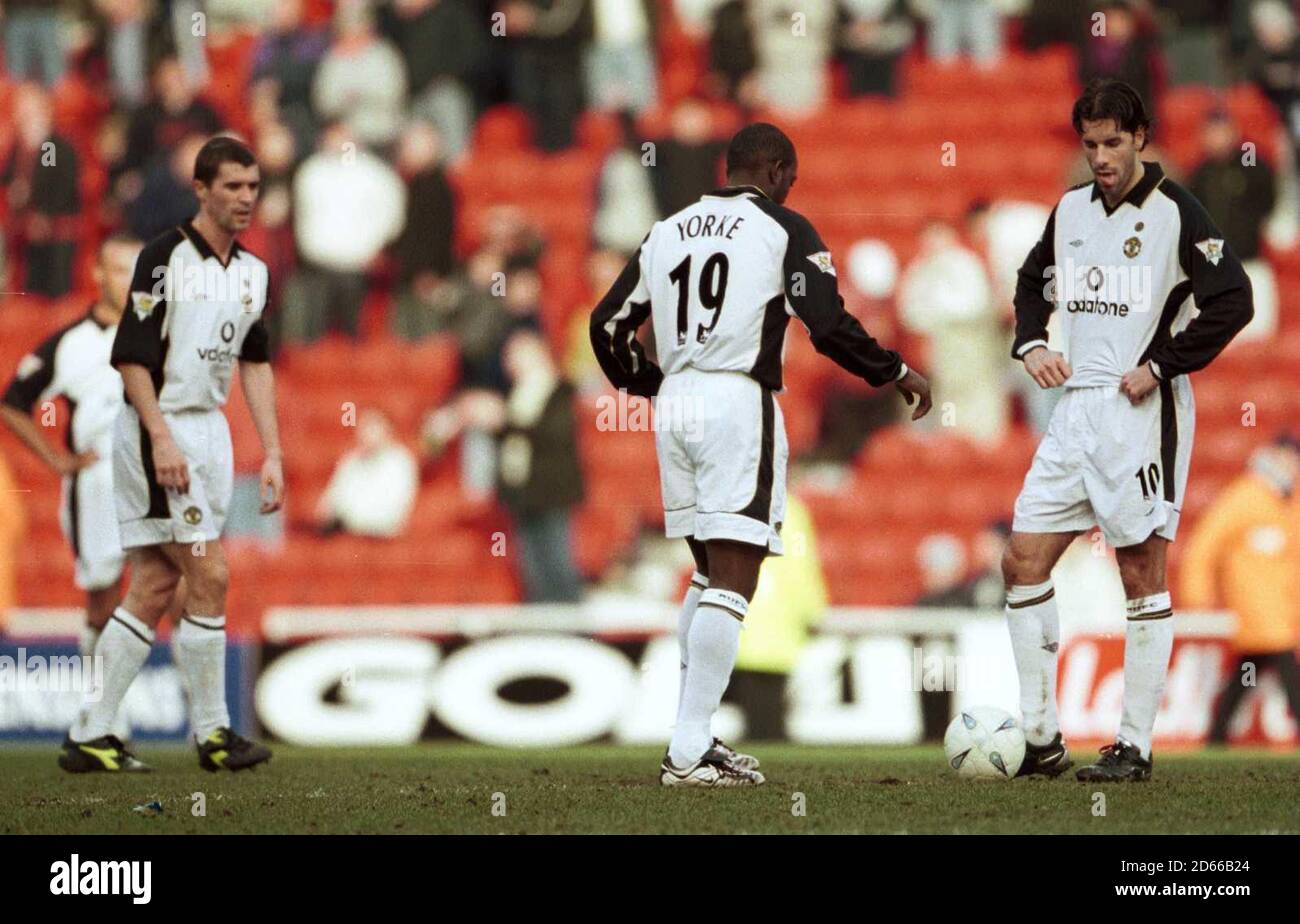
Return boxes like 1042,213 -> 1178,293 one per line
656,368 -> 788,554
1013,380 -> 1195,548
60,456 -> 125,591
114,406 -> 233,549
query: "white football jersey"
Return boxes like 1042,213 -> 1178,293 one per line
1013,162 -> 1253,386
111,219 -> 271,413
3,309 -> 122,457
591,185 -> 903,396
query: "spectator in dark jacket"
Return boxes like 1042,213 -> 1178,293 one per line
505,0 -> 593,151
706,0 -> 756,105
1189,111 -> 1276,262
3,83 -> 80,298
249,0 -> 332,161
496,331 -> 586,602
650,98 -> 726,218
394,121 -> 457,286
1078,1 -> 1162,112
392,122 -> 459,339
1189,110 -> 1278,341
379,0 -> 486,162
126,133 -> 206,241
838,0 -> 914,97
1245,0 -> 1300,172
114,56 -> 224,201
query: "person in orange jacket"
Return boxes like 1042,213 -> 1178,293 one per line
1180,432 -> 1300,744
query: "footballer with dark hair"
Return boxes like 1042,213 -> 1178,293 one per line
1004,79 -> 1254,781
591,122 -> 931,786
59,135 -> 283,773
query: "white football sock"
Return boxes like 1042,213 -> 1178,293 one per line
676,572 -> 709,720
70,608 -> 153,742
1005,580 -> 1061,747
78,624 -> 101,659
1118,593 -> 1174,759
170,628 -> 190,698
175,612 -> 230,742
80,623 -> 132,742
668,588 -> 746,768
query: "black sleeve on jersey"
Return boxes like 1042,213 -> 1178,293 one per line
1,328 -> 64,413
1011,206 -> 1057,359
110,230 -> 180,383
239,319 -> 271,362
110,288 -> 167,373
1144,184 -> 1254,378
240,271 -> 272,362
589,246 -> 663,398
777,209 -> 902,387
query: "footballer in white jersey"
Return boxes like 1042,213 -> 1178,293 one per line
1002,80 -> 1253,784
1,233 -> 186,744
591,123 -> 931,786
60,137 -> 282,776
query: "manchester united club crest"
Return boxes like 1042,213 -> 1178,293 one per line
1195,237 -> 1225,266
1123,236 -> 1141,258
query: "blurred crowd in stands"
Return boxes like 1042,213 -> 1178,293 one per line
1,0 -> 1298,612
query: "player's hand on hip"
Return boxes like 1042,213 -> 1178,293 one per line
895,368 -> 933,421
1119,363 -> 1159,405
260,455 -> 285,514
1023,347 -> 1072,389
152,434 -> 190,493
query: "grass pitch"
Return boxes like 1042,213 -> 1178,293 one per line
2,743 -> 1297,834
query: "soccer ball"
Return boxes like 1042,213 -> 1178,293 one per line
943,706 -> 1026,779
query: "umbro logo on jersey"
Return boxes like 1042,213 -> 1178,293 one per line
807,251 -> 836,276
1069,239 -> 1084,247
1195,238 -> 1225,266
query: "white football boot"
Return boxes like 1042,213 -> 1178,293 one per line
704,737 -> 760,771
660,752 -> 766,787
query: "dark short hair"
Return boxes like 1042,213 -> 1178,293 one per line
98,230 -> 141,257
726,122 -> 796,174
1072,79 -> 1152,144
194,135 -> 257,185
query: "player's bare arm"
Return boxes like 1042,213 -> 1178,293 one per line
239,359 -> 285,514
118,362 -> 189,493
0,404 -> 98,474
